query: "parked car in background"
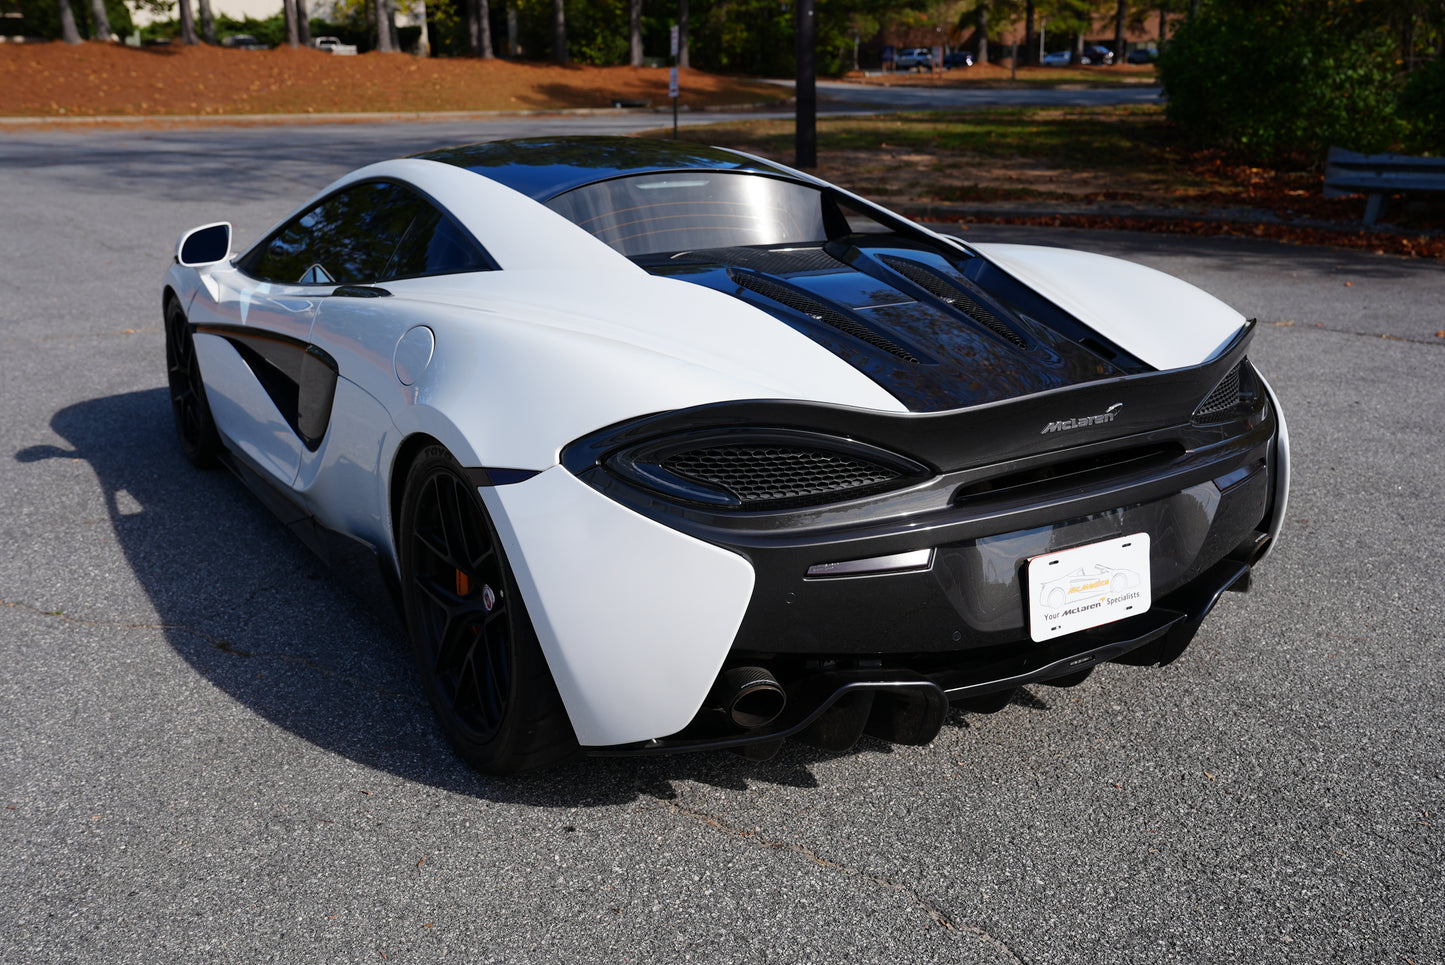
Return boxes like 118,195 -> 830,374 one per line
311,35 -> 359,55
1081,44 -> 1115,65
1040,49 -> 1072,66
1126,47 -> 1158,64
221,33 -> 268,50
895,47 -> 934,71
943,50 -> 975,69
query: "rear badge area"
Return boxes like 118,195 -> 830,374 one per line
1027,533 -> 1151,642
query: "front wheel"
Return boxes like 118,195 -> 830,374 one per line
398,445 -> 577,774
164,298 -> 221,468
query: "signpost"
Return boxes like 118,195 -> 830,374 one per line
670,23 -> 680,139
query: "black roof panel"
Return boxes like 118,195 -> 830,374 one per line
412,136 -> 798,201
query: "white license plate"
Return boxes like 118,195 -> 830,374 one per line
1026,533 -> 1151,643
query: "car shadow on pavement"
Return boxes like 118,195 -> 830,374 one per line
25,388 -> 1026,805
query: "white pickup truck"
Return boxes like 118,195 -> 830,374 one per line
311,36 -> 358,55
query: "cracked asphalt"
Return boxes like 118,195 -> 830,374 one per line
2,118 -> 1442,965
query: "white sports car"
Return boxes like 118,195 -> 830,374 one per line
163,136 -> 1289,772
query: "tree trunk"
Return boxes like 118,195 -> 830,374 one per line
57,0 -> 82,43
198,0 -> 215,43
629,0 -> 642,65
506,5 -> 517,56
552,0 -> 567,64
976,4 -> 988,64
88,0 -> 111,40
466,0 -> 480,55
1157,6 -> 1166,44
177,0 -> 198,44
297,0 -> 311,47
478,0 -> 493,58
678,0 -> 688,69
1023,0 -> 1034,65
1113,0 -> 1126,67
284,0 -> 299,48
374,0 -> 395,51
387,0 -> 400,51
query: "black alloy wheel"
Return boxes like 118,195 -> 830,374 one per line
164,298 -> 221,468
399,445 -> 576,774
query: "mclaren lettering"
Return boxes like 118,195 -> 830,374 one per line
1041,402 -> 1123,435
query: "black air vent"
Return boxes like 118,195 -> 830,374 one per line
1194,361 -> 1245,419
675,246 -> 844,274
727,269 -> 922,364
878,255 -> 1028,349
664,444 -> 904,507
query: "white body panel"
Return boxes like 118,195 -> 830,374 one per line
484,467 -> 755,746
162,145 -> 1289,755
971,243 -> 1247,369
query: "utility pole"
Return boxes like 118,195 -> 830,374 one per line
795,0 -> 816,168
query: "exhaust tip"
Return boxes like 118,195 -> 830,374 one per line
711,666 -> 787,729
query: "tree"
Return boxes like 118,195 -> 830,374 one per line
176,0 -> 197,42
56,0 -> 82,42
283,0 -> 299,45
296,0 -> 310,46
1112,0 -> 1125,65
87,0 -> 110,38
374,0 -> 395,49
1158,0 -> 1407,160
468,0 -> 494,57
678,0 -> 689,68
629,0 -> 642,65
552,0 -> 566,63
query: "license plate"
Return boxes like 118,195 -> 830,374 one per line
1026,533 -> 1151,643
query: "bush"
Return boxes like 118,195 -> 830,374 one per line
1400,57 -> 1445,155
1158,2 -> 1403,163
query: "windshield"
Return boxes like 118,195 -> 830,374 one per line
545,171 -> 831,258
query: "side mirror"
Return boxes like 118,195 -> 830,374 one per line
176,222 -> 232,267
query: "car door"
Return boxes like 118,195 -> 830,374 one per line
295,184 -> 497,548
196,181 -> 431,491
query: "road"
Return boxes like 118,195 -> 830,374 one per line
1,117 -> 1441,965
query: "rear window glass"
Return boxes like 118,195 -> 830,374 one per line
545,172 -> 832,258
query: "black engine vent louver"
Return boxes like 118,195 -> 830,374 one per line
1194,360 -> 1246,419
727,268 -> 922,364
878,255 -> 1028,349
663,444 -> 904,507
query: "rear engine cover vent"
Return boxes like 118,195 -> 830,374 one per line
878,255 -> 1028,349
1194,361 -> 1247,419
727,268 -> 922,364
674,246 -> 844,275
664,444 -> 904,507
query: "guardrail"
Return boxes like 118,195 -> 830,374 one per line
1324,147 -> 1445,225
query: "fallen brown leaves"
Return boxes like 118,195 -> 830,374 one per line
0,41 -> 782,117
932,212 -> 1445,259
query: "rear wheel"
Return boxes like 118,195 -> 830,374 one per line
398,445 -> 577,774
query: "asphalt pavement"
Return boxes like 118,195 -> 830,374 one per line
1,116 -> 1441,964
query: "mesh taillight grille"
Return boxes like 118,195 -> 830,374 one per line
663,445 -> 904,506
1195,362 -> 1245,419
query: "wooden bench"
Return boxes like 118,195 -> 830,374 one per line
1324,147 -> 1445,225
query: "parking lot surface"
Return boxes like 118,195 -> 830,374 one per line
2,120 -> 1441,964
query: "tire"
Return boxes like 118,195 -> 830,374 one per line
164,297 -> 221,468
1047,587 -> 1066,610
398,445 -> 577,774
